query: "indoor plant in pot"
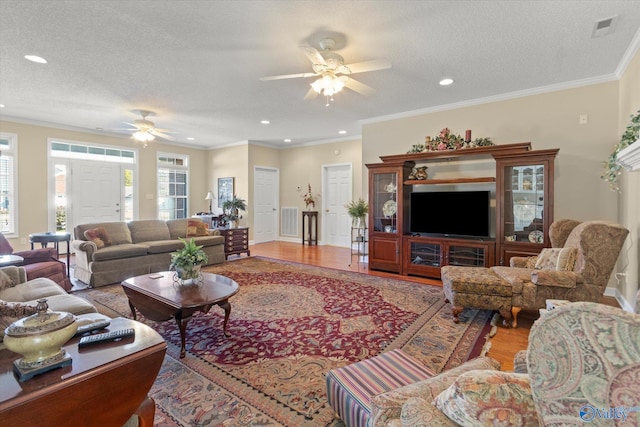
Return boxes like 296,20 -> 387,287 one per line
346,198 -> 368,228
170,237 -> 208,284
222,195 -> 247,228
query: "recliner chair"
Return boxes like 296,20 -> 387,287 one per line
0,233 -> 71,291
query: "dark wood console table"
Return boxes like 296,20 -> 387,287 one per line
302,211 -> 318,245
0,317 -> 166,426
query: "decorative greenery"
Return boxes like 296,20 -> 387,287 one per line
407,128 -> 494,153
170,237 -> 208,270
302,184 -> 318,209
345,198 -> 368,218
222,195 -> 247,221
602,109 -> 640,192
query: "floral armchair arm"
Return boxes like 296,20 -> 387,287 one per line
531,270 -> 579,288
510,256 -> 537,268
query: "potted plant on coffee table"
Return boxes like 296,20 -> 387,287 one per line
222,195 -> 247,228
170,237 -> 208,284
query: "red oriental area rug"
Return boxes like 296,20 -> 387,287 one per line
78,257 -> 495,427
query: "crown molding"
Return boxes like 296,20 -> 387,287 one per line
617,139 -> 640,172
360,74 -> 619,125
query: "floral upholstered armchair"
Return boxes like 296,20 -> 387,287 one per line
490,219 -> 629,319
362,302 -> 640,426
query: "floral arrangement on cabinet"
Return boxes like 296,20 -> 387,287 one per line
407,128 -> 494,153
302,184 -> 318,210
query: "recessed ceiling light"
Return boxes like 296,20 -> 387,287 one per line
338,130 -> 347,134
439,78 -> 454,86
260,120 -> 270,125
187,137 -> 195,141
284,139 -> 292,142
24,55 -> 48,64
0,104 -> 5,108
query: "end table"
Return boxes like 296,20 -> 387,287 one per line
29,232 -> 71,277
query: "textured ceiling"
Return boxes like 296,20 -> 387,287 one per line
1,0 -> 639,149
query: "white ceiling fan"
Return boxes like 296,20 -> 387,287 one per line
260,38 -> 391,104
117,110 -> 175,146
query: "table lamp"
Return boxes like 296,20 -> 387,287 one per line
205,191 -> 214,213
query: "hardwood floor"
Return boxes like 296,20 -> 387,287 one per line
67,240 -> 619,372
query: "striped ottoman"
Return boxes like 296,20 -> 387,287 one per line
325,349 -> 434,427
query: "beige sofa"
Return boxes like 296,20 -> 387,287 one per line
72,219 -> 225,287
1,266 -> 98,341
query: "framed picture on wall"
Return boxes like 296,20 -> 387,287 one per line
218,177 -> 234,207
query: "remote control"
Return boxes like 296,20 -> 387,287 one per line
74,319 -> 111,336
78,328 -> 135,348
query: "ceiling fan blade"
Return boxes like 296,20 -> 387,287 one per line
260,72 -> 318,81
304,87 -> 318,100
150,129 -> 175,140
343,77 -> 376,96
301,45 -> 326,66
343,59 -> 392,74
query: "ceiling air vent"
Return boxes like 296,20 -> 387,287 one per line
592,16 -> 618,38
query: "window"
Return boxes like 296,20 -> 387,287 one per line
0,133 -> 17,235
158,153 -> 189,220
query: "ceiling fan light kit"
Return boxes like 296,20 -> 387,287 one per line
260,37 -> 391,105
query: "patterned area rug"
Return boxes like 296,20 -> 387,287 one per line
76,257 -> 495,427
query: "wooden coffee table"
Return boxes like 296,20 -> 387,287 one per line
0,317 -> 166,426
121,271 -> 240,358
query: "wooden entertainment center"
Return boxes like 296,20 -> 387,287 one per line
366,142 -> 558,278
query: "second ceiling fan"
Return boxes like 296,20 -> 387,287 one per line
260,38 -> 391,104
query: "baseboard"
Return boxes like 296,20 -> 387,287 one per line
606,286 -> 634,312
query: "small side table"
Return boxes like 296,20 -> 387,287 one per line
302,211 -> 318,245
0,255 -> 23,267
217,227 -> 250,259
29,232 -> 71,277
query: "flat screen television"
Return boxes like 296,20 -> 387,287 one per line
410,190 -> 491,238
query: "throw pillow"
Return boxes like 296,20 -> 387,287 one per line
84,227 -> 111,249
534,247 -> 576,271
0,270 -> 15,292
186,219 -> 208,237
433,370 -> 540,427
0,300 -> 38,340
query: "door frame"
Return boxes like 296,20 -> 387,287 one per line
252,166 -> 280,243
47,139 -> 139,234
321,162 -> 353,247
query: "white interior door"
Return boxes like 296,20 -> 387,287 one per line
323,163 -> 352,247
71,160 -> 122,227
253,167 -> 278,243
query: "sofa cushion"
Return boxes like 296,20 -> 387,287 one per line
76,222 -> 132,245
25,294 -> 97,316
0,269 -> 16,291
128,220 -> 171,243
534,247 -> 576,271
91,243 -> 149,262
433,370 -> 539,427
370,356 -> 501,427
167,219 -> 190,240
141,240 -> 185,254
399,396 -> 457,426
0,300 -> 38,340
186,219 -> 209,237
84,227 -> 112,249
0,277 -> 67,302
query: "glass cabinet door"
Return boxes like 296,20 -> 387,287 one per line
504,164 -> 545,243
372,172 -> 398,233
